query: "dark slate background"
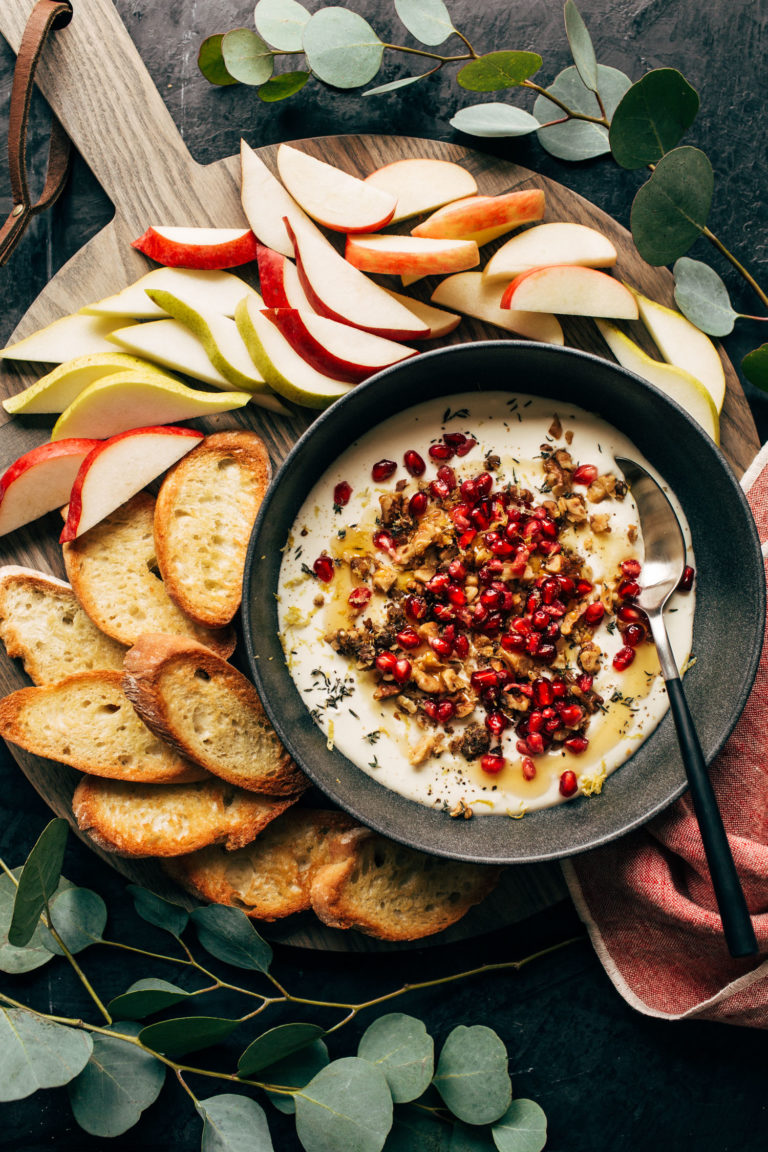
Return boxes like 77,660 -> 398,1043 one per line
1,2 -> 767,1149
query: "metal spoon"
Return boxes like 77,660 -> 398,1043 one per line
616,457 -> 757,958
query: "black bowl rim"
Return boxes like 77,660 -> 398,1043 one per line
242,340 -> 765,864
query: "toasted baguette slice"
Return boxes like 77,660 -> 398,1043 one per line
310,827 -> 501,940
62,492 -> 235,658
123,634 -> 306,795
166,808 -> 357,920
154,430 -> 271,628
73,776 -> 300,857
0,565 -> 127,685
0,670 -> 206,783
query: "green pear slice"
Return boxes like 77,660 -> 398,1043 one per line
3,353 -> 176,415
50,371 -> 250,441
628,287 -> 726,413
596,321 -> 719,443
236,296 -> 353,409
0,314 -> 125,362
431,271 -> 564,345
81,268 -> 261,320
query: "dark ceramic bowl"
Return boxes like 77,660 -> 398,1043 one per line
242,342 -> 764,864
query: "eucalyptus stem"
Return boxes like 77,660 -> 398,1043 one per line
42,906 -> 112,1025
381,43 -> 472,63
702,226 -> 768,310
523,79 -> 608,126
100,936 -> 195,966
0,857 -> 18,884
452,27 -> 478,58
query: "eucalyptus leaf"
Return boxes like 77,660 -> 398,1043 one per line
673,256 -> 738,336
0,870 -> 72,974
44,887 -> 107,955
564,0 -> 598,92
108,978 -> 196,1021
742,345 -> 768,393
9,819 -> 68,947
450,1123 -> 496,1151
139,1015 -> 239,1058
198,35 -> 237,86
263,1039 -> 329,1114
433,1025 -> 511,1126
127,884 -> 189,938
394,0 -> 454,46
67,1020 -> 165,1137
365,71 -> 435,96
259,71 -> 311,101
191,905 -> 272,972
492,1099 -> 548,1152
534,64 -> 631,161
199,1094 -> 275,1152
239,1022 -> 325,1077
609,68 -> 700,168
630,146 -> 713,266
358,1013 -> 434,1103
295,1057 -> 393,1152
457,51 -> 541,92
385,1107 -> 452,1150
222,28 -> 275,87
450,103 -> 540,138
303,8 -> 384,89
0,1007 -> 92,1102
254,0 -> 310,52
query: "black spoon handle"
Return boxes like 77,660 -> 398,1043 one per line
665,677 -> 758,958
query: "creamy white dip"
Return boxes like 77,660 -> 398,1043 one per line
277,393 -> 695,816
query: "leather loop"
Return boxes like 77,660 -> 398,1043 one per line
0,0 -> 74,266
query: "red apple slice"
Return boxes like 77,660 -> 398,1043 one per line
431,272 -> 564,345
345,234 -> 479,277
286,217 -> 430,341
276,145 -> 396,234
61,426 -> 204,542
501,266 -> 638,318
411,190 -> 546,243
241,140 -> 316,258
263,308 -> 416,384
363,159 -> 478,223
131,226 -> 259,270
484,222 -> 618,283
0,440 -> 100,537
256,244 -> 315,311
381,289 -> 461,340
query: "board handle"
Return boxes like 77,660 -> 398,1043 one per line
0,0 -> 219,226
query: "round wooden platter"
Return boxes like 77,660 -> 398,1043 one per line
0,0 -> 759,951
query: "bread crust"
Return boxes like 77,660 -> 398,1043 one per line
0,670 -> 206,783
122,633 -> 307,795
62,492 -> 235,658
72,775 -> 300,857
154,431 -> 271,628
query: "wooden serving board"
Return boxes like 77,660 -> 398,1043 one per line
0,0 -> 759,950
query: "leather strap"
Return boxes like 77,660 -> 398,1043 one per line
0,0 -> 73,266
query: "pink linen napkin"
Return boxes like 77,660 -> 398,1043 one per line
562,442 -> 768,1026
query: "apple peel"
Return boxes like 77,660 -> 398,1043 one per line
263,308 -> 416,384
501,265 -> 638,319
0,440 -> 101,537
132,226 -> 259,270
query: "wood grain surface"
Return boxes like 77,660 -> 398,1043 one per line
0,0 -> 759,950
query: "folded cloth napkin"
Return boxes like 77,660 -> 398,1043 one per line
562,442 -> 768,1027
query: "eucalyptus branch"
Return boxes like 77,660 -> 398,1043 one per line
380,43 -> 473,63
522,79 -> 608,125
42,909 -> 112,1025
702,227 -> 768,310
451,27 -> 478,58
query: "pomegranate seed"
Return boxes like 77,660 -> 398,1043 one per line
409,491 -> 428,518
429,479 -> 449,500
437,700 -> 456,723
532,609 -> 550,631
619,579 -> 640,599
448,559 -> 467,580
469,507 -> 491,530
471,668 -> 499,689
396,627 -> 421,649
621,558 -> 642,577
480,588 -> 503,610
539,518 -> 557,539
557,576 -> 576,597
404,595 -> 427,621
459,528 -> 476,549
479,561 -> 503,584
559,770 -> 579,797
443,431 -> 467,448
677,565 -> 695,592
624,623 -> 645,647
427,573 -> 450,595
559,703 -> 584,726
576,579 -> 593,596
577,673 -> 593,693
404,449 -> 426,476
617,604 -> 645,624
552,679 -> 567,698
564,735 -> 589,754
527,710 -> 544,733
430,636 -> 453,657
572,464 -> 598,485
429,442 -> 453,461
348,587 -> 371,610
373,529 -> 394,552
481,753 -> 506,775
500,633 -> 525,651
538,540 -> 561,557
450,503 -> 472,529
516,739 -> 532,756
475,472 -> 494,497
518,683 -> 534,698
433,604 -> 455,623
511,616 -> 532,635
313,555 -> 334,582
393,659 -> 412,683
489,538 -> 514,557
521,757 -> 537,781
545,599 -> 567,619
612,646 -> 636,671
485,711 -> 509,736
375,651 -> 397,674
472,601 -> 489,625
437,465 -> 457,490
333,480 -> 352,506
537,642 -> 557,664
460,478 -> 478,503
423,700 -> 439,721
541,578 -> 559,605
534,678 -> 554,707
527,732 -> 545,754
447,584 -> 467,606
584,601 -> 605,625
372,459 -> 397,482
455,436 -> 477,456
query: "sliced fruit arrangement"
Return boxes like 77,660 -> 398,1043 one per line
0,143 -> 728,431
0,440 -> 100,536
